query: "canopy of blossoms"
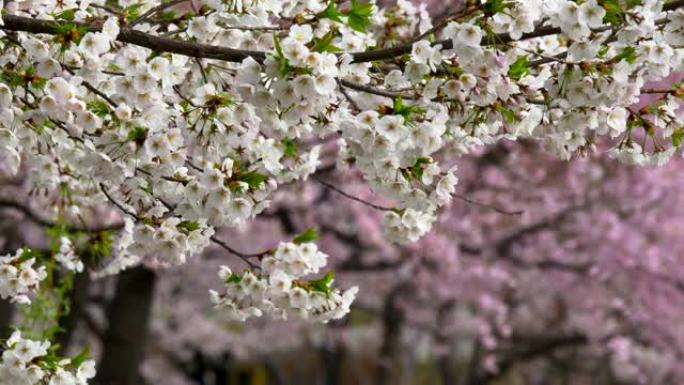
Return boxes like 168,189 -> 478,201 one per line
1,0 -> 684,383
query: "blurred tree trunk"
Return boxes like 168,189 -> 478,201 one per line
439,355 -> 457,385
322,345 -> 344,385
0,298 -> 13,338
94,266 -> 156,385
376,283 -> 410,385
0,224 -> 20,339
56,271 -> 90,354
436,300 -> 456,385
264,360 -> 284,385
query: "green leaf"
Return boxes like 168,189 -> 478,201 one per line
87,100 -> 110,118
392,97 -> 424,120
281,137 -> 298,158
273,33 -> 285,59
225,273 -> 242,284
347,13 -> 370,33
272,33 -> 294,77
312,31 -> 341,53
601,0 -> 624,25
508,55 -> 529,80
70,347 -> 90,368
496,105 -> 519,123
350,0 -> 374,16
82,231 -> 113,262
320,1 -> 344,23
672,128 -> 684,147
124,3 -> 144,22
345,0 -> 374,32
127,126 -> 148,144
613,46 -> 637,64
293,227 -> 319,244
309,271 -> 335,294
55,8 -> 78,21
409,157 -> 431,179
483,0 -> 513,14
17,248 -> 42,263
159,10 -> 177,22
239,171 -> 268,189
177,220 -> 200,232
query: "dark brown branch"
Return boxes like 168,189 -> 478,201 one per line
0,196 -> 124,232
1,14 -> 266,63
2,0 -> 682,67
351,0 -> 684,63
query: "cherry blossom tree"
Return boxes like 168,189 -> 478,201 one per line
1,0 -> 684,384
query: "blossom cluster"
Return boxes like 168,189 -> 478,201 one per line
55,237 -> 83,273
210,241 -> 358,323
0,249 -> 47,305
0,331 -> 96,385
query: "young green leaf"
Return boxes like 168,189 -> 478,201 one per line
508,55 -> 530,80
293,227 -> 319,244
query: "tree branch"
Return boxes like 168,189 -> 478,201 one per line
0,196 -> 124,232
1,14 -> 266,63
3,0 -> 683,66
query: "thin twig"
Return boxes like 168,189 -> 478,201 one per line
219,25 -> 286,32
129,0 -> 189,27
99,183 -> 139,219
210,236 -> 262,269
65,67 -> 119,107
312,175 -> 393,211
453,193 -> 524,216
337,79 -> 360,111
339,79 -> 417,100
0,197 -> 124,232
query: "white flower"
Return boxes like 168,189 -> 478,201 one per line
269,269 -> 292,294
376,115 -> 407,142
314,74 -> 337,95
289,24 -> 313,44
102,17 -> 120,40
289,287 -> 309,309
579,0 -> 606,29
456,23 -> 483,47
76,360 -> 97,382
147,57 -> 170,80
606,107 -> 629,138
55,237 -> 84,273
411,40 -> 434,64
79,33 -> 110,57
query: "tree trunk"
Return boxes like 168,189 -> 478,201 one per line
94,266 -> 157,385
376,283 -> 409,385
0,232 -> 19,339
439,355 -> 457,385
57,271 -> 90,354
0,298 -> 13,338
322,345 -> 344,385
265,359 -> 284,385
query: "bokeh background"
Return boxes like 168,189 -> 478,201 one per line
3,1 -> 684,385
